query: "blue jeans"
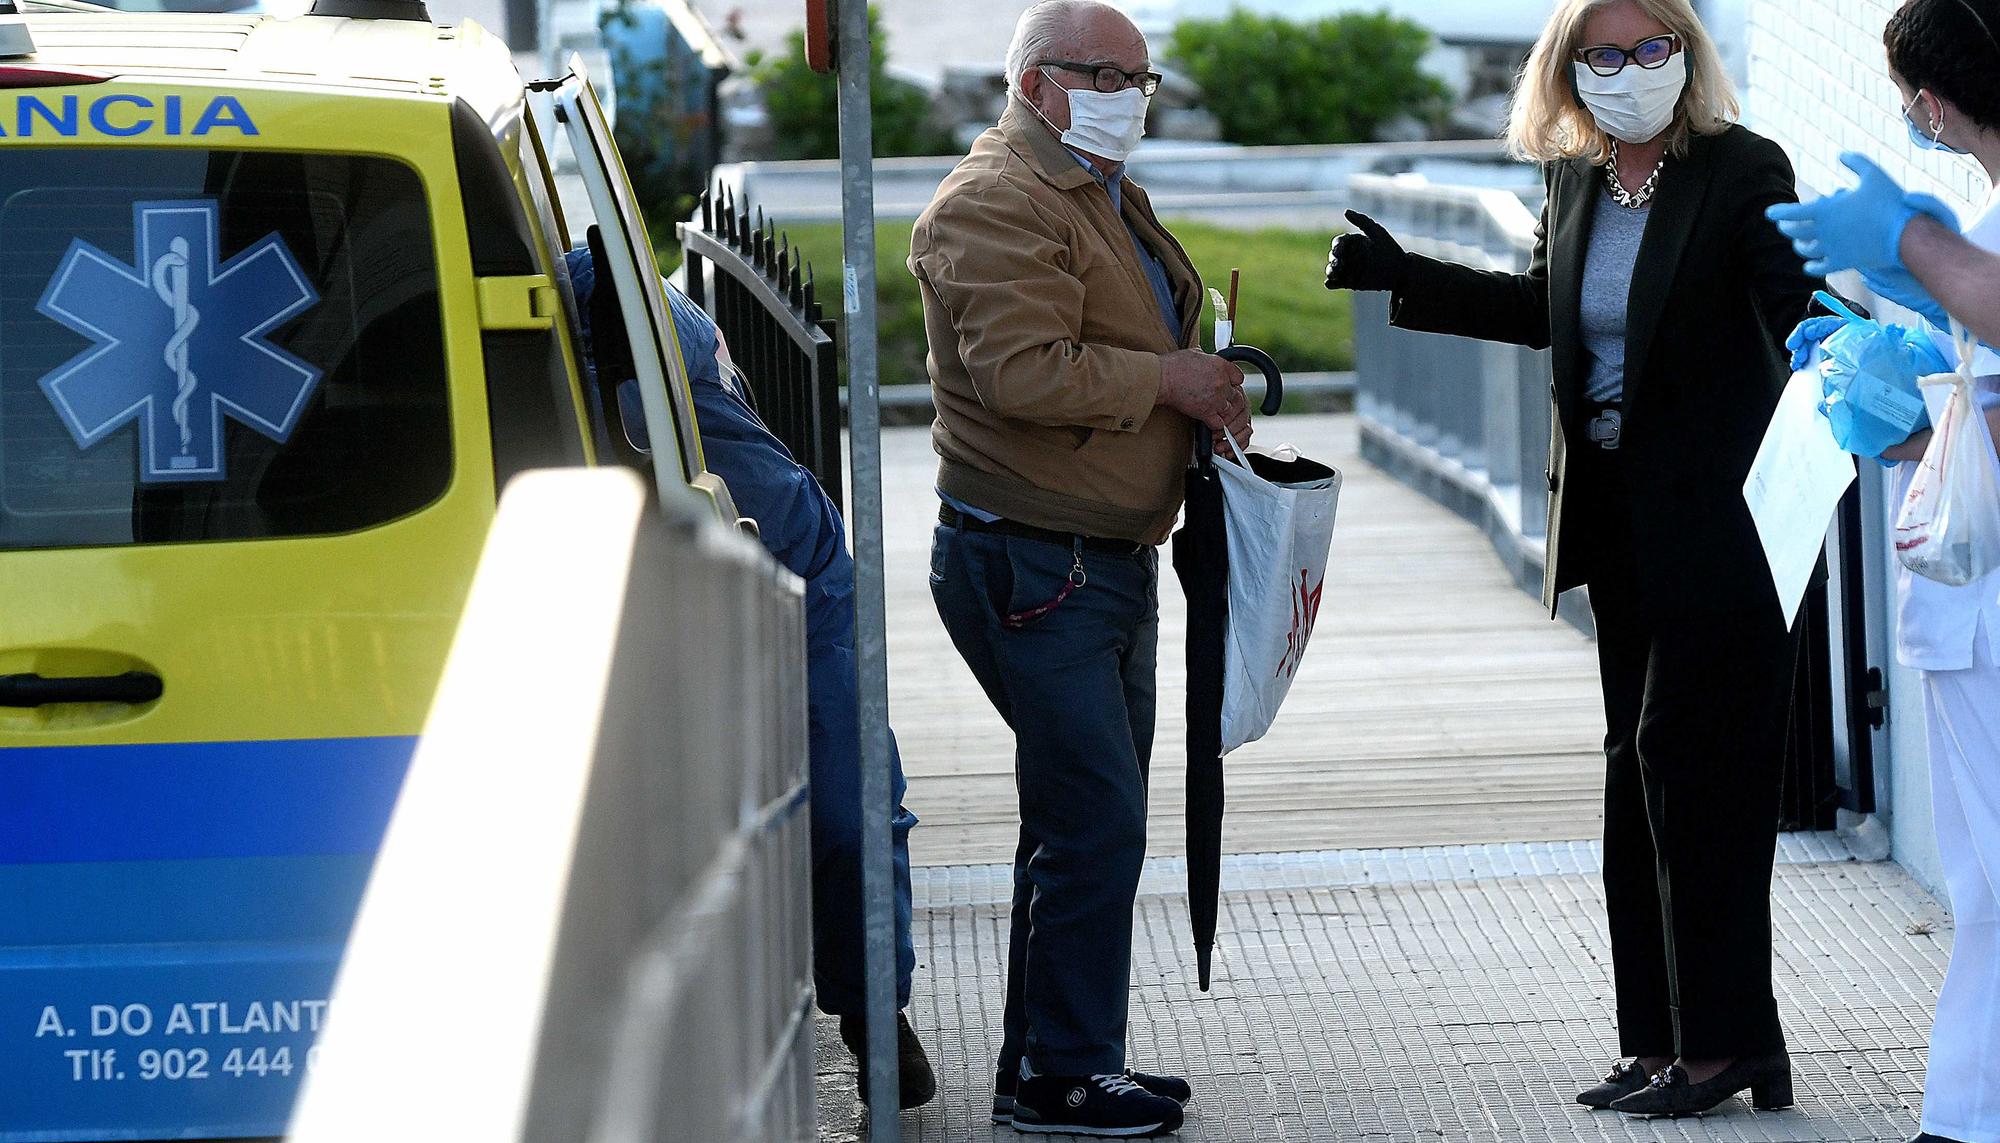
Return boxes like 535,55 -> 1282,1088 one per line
929,520 -> 1159,1076
808,631 -> 918,1018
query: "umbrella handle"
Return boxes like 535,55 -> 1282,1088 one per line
1192,343 -> 1285,469
1219,343 -> 1284,416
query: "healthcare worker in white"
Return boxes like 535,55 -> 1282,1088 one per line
1769,2 -> 2000,1140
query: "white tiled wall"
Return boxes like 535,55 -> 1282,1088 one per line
1744,0 -> 1969,896
1746,0 -> 1989,210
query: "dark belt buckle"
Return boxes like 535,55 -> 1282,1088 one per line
1587,408 -> 1622,450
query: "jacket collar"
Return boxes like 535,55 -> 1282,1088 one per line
1620,132 -> 1712,405
1548,156 -> 1594,422
998,96 -> 1201,348
1001,97 -> 1098,192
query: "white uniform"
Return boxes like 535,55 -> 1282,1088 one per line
1899,184 -> 2000,1143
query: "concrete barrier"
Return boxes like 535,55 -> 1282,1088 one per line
289,468 -> 813,1143
712,138 -> 1529,224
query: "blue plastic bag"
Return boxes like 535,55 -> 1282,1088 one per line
1806,291 -> 1945,458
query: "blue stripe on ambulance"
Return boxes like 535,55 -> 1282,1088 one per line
0,736 -> 415,1140
0,736 -> 416,864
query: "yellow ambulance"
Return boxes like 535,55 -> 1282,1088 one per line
0,2 -> 723,1135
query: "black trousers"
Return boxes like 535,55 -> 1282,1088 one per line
1572,443 -> 1798,1059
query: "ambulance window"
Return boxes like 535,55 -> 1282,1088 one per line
0,150 -> 449,550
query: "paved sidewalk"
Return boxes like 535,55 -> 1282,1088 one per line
825,416 -> 1951,1141
818,835 -> 1951,1142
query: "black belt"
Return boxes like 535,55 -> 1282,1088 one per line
1582,401 -> 1623,450
938,504 -> 1146,555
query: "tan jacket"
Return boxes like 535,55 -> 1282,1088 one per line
909,99 -> 1203,545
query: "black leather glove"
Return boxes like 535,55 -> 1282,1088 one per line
1324,209 -> 1409,293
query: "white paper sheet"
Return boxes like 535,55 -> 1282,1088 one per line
1744,370 -> 1859,627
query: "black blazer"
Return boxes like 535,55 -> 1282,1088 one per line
1390,124 -> 1821,620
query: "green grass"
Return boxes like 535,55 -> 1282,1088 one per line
1174,221 -> 1353,375
779,221 -> 933,387
660,219 -> 1353,384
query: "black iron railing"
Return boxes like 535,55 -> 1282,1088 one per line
679,188 -> 844,508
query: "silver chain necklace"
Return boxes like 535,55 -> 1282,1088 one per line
1605,140 -> 1665,209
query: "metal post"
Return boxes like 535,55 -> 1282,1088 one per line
833,0 -> 902,1136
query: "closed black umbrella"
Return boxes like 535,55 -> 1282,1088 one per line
1172,344 -> 1283,992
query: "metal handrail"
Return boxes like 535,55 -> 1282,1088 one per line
1346,171 -> 1557,613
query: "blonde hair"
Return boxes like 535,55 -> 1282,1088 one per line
1506,0 -> 1739,163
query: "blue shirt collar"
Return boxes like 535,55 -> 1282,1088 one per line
1067,147 -> 1124,205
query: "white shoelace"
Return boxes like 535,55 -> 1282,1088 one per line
1091,1073 -> 1146,1097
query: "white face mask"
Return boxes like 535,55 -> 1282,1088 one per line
1035,66 -> 1149,162
1572,51 -> 1686,144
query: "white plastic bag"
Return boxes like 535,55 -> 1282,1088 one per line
1894,321 -> 2000,587
1215,435 -> 1342,753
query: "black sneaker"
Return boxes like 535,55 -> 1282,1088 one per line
995,1066 -> 1191,1124
994,1065 -> 1019,1125
1124,1067 -> 1192,1106
836,1011 -> 937,1109
1012,1071 -> 1184,1136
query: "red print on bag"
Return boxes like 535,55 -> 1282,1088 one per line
1275,567 -> 1324,678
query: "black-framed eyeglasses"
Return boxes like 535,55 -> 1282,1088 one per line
1573,34 -> 1679,77
1039,60 -> 1162,97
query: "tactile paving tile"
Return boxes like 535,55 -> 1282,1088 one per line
817,836 -> 1954,1143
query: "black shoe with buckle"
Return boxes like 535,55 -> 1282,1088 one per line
1908,1135 -> 1972,1142
837,1011 -> 937,1110
1609,1053 -> 1792,1117
1576,1059 -> 1653,1108
1012,1071 -> 1184,1136
995,1065 -> 1191,1125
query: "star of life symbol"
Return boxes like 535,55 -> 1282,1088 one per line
35,200 -> 321,483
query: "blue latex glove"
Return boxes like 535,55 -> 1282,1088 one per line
1786,315 -> 1845,371
1859,265 -> 1951,329
1814,315 -> 1943,458
1765,152 -> 1960,276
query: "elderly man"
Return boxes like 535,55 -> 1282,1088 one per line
908,1 -> 1249,1135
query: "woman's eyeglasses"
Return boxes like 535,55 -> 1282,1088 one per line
1574,34 -> 1679,77
1040,60 -> 1163,97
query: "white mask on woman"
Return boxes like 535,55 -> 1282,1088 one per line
1036,67 -> 1149,162
1572,52 -> 1687,144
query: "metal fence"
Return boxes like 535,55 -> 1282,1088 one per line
680,188 -> 844,507
289,469 -> 814,1143
1345,171 -> 1847,831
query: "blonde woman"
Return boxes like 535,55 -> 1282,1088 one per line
1323,0 -> 1820,1118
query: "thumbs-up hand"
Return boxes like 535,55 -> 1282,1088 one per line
1324,210 -> 1411,293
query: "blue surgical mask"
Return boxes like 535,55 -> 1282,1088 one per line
1905,89 -> 1969,154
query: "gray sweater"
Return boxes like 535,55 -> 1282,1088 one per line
1579,186 -> 1653,405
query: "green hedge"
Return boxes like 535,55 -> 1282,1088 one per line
1167,11 -> 1449,146
749,7 -> 954,160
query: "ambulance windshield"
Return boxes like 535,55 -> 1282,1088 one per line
0,148 -> 449,550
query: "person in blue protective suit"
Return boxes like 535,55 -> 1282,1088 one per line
1767,4 -> 2000,1142
562,247 -> 935,1109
